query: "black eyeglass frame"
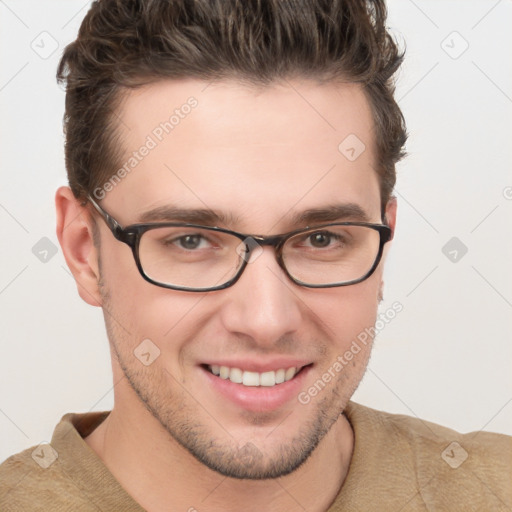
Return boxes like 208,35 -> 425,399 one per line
87,195 -> 393,292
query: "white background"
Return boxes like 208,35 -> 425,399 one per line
1,0 -> 511,463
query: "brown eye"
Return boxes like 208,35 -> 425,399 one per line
309,232 -> 332,248
175,234 -> 204,250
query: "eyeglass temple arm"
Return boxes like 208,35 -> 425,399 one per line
87,195 -> 124,238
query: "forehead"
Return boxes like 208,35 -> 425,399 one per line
109,78 -> 381,230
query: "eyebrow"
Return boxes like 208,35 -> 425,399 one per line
137,202 -> 371,227
138,206 -> 240,225
291,203 -> 370,225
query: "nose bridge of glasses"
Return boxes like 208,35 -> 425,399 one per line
240,233 -> 287,262
234,233 -> 287,271
249,233 -> 284,248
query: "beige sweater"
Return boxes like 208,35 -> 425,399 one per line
1,401 -> 511,511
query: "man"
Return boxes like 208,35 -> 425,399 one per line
1,0 -> 510,510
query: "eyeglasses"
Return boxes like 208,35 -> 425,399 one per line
87,195 -> 392,292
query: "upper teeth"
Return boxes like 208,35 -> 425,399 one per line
208,365 -> 299,387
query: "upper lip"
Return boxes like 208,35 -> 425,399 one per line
201,359 -> 312,373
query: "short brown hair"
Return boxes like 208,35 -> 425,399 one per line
57,0 -> 407,214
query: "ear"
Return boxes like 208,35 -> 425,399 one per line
55,186 -> 102,307
383,196 -> 397,239
378,196 -> 398,303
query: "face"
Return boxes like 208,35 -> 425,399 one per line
88,78 -> 395,479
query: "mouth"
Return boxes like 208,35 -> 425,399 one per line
203,363 -> 310,387
199,360 -> 314,412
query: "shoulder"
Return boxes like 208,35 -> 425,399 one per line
344,401 -> 512,509
348,401 -> 512,465
0,444 -> 96,512
0,412 -> 109,512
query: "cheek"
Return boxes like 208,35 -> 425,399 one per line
99,245 -> 167,338
310,273 -> 381,342
101,241 -> 141,287
312,278 -> 381,399
100,251 -> 211,366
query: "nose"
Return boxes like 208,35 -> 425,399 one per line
218,245 -> 303,347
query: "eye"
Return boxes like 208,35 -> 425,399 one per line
303,230 -> 345,249
143,226 -> 233,257
169,233 -> 212,250
308,231 -> 335,248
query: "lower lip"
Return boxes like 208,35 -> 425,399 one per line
200,365 -> 312,413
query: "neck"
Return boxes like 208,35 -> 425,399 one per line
85,400 -> 353,512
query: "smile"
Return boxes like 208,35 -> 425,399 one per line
206,364 -> 305,387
